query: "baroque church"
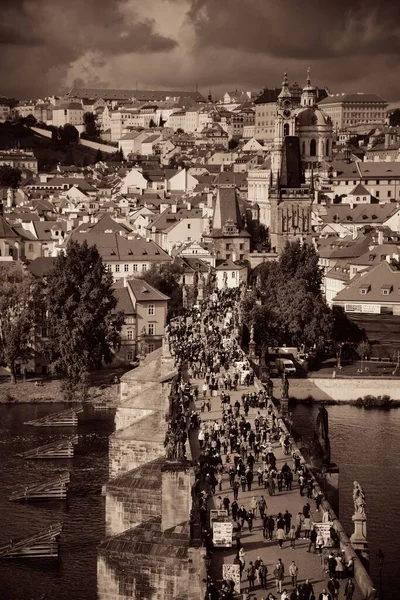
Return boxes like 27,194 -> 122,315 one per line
249,71 -> 333,250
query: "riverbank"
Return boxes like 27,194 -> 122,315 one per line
0,379 -> 119,404
288,375 -> 400,402
290,394 -> 400,408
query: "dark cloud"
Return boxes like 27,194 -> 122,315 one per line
3,0 -> 400,102
187,0 -> 400,59
0,0 -> 177,97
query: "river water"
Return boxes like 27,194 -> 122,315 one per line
0,402 -> 397,599
0,403 -> 115,600
292,403 -> 400,599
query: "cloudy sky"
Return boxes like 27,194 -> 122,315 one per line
3,0 -> 400,102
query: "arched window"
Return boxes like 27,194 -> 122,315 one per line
356,196 -> 360,202
283,123 -> 289,137
302,141 -> 306,156
310,139 -> 316,157
326,139 -> 330,156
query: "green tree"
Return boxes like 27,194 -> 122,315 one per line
24,114 -> 37,128
83,112 -> 100,138
138,262 -> 184,320
0,264 -> 38,383
57,124 -> 79,147
45,241 -> 123,400
279,240 -> 323,296
0,165 -> 22,188
247,241 -> 333,351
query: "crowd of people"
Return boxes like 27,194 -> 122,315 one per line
167,287 -> 360,600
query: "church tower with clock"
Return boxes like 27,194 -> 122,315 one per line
271,73 -> 297,179
268,73 -> 314,253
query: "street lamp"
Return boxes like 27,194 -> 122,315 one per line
377,548 -> 384,600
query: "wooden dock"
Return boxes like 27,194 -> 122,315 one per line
24,406 -> 83,427
0,523 -> 63,559
17,436 -> 78,459
9,472 -> 70,501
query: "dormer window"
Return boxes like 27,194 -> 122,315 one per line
381,285 -> 392,295
359,285 -> 370,295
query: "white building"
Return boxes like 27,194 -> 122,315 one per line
52,102 -> 84,127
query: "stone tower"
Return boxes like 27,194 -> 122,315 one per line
269,136 -> 313,253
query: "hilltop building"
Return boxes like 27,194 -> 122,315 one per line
319,93 -> 388,131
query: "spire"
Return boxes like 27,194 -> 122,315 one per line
301,66 -> 316,106
278,72 -> 291,99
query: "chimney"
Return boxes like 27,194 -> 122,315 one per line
186,201 -> 191,211
171,203 -> 177,214
378,229 -> 384,245
207,192 -> 213,208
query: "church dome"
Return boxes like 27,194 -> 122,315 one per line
297,106 -> 331,127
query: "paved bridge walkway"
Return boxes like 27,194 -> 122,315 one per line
190,373 -> 363,600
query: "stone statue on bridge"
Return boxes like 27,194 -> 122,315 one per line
353,481 -> 366,517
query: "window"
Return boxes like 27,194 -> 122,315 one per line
133,264 -> 138,272
376,191 -> 380,198
124,264 -> 129,272
225,243 -> 231,250
115,264 -> 120,272
142,264 -> 147,272
356,196 -> 360,202
105,264 -> 112,272
382,289 -> 390,295
125,316 -> 134,324
148,343 -> 155,353
127,351 -> 134,361
283,123 -> 289,137
388,191 -> 392,198
187,223 -> 191,229
148,323 -> 155,335
148,304 -> 155,315
127,329 -> 134,340
41,327 -> 48,338
231,271 -> 236,278
28,243 -> 33,252
310,139 -> 317,157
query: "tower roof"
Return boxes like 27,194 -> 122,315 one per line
0,215 -> 19,238
302,67 -> 315,93
212,186 -> 242,231
278,73 -> 291,100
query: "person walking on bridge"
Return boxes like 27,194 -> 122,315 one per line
344,579 -> 355,600
273,559 -> 285,594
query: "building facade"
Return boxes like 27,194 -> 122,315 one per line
318,94 -> 388,131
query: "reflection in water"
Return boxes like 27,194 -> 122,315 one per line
291,403 -> 400,599
0,403 -> 114,600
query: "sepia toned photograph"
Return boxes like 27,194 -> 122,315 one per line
0,1 -> 397,599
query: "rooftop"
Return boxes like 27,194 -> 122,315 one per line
319,93 -> 387,105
